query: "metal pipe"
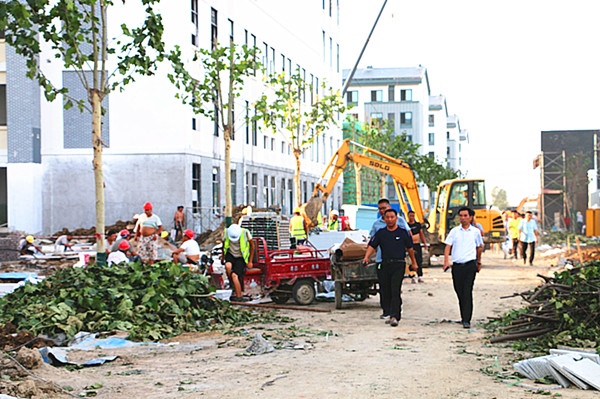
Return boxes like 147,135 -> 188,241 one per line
341,0 -> 388,97
230,301 -> 332,312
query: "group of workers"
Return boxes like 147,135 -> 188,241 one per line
506,210 -> 539,265
364,199 -> 483,329
289,207 -> 342,245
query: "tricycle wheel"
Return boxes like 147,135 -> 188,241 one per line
334,281 -> 343,309
292,280 -> 316,305
270,292 -> 290,304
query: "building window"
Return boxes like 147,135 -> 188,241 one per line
210,8 -> 218,50
192,117 -> 196,130
310,73 -> 314,103
400,112 -> 412,128
270,176 -> 276,207
251,173 -> 258,205
214,101 -> 219,136
370,112 -> 383,127
288,179 -> 294,210
280,178 -> 286,213
282,54 -> 286,74
349,113 -> 358,120
191,0 -> 198,46
400,89 -> 412,101
263,42 -> 268,72
447,131 -> 450,139
346,90 -> 357,106
263,135 -> 267,149
252,107 -> 258,146
388,85 -> 395,101
271,47 -> 275,74
228,18 -> 234,41
371,90 -> 382,102
336,43 -> 339,73
329,0 -> 332,16
212,167 -> 220,209
245,101 -> 249,144
264,175 -> 270,206
271,137 -> 275,151
230,108 -> 235,140
251,34 -> 257,75
329,37 -> 333,68
231,169 -> 237,206
244,29 -> 248,46
429,114 -> 434,127
192,163 -> 201,214
303,181 -> 308,203
322,31 -> 326,62
387,113 -> 395,132
429,133 -> 435,146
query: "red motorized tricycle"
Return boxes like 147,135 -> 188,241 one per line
211,237 -> 331,305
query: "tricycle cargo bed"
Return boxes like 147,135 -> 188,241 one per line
330,254 -> 378,282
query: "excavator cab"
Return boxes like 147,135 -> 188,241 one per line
428,179 -> 505,250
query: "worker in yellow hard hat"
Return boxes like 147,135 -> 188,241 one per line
289,207 -> 308,245
18,235 -> 45,256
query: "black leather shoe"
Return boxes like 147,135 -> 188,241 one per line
462,322 -> 471,329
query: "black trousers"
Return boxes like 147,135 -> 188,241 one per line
521,242 -> 535,264
512,238 -> 520,259
451,260 -> 477,323
376,265 -> 387,315
379,261 -> 405,320
413,245 -> 423,277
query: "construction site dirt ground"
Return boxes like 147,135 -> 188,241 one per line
31,252 -> 596,399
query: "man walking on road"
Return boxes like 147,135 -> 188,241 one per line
444,207 -> 484,329
508,211 -> 521,260
369,198 -> 411,319
363,209 -> 417,327
407,210 -> 427,283
518,211 -> 538,265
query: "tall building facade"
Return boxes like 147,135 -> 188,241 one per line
342,66 -> 467,209
1,1 -> 344,234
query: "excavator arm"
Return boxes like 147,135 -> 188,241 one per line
301,139 -> 425,228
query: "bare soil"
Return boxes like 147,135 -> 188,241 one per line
16,252 -> 599,398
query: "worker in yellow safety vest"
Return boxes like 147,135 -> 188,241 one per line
222,224 -> 255,302
329,209 -> 340,231
317,210 -> 324,230
289,207 -> 308,245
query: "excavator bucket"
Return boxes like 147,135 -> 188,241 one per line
301,196 -> 324,229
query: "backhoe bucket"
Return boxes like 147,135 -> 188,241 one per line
302,197 -> 324,229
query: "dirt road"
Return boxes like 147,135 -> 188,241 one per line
36,252 -> 595,398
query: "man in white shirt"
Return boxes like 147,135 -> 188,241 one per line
443,207 -> 484,329
172,229 -> 201,265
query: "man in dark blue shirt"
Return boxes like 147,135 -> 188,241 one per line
363,209 -> 418,327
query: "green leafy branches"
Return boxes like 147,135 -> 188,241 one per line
0,261 -> 288,341
254,72 -> 346,153
0,0 -> 170,110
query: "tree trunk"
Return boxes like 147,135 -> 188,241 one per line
294,150 -> 302,208
224,38 -> 235,228
91,88 -> 106,264
224,124 -> 232,227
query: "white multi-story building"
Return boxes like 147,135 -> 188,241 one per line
0,0 -> 344,234
342,66 -> 468,208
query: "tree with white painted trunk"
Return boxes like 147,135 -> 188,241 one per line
168,39 -> 259,227
0,0 -> 173,264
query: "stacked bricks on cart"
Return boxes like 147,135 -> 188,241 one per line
239,213 -> 291,251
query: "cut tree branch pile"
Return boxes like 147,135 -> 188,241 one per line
487,262 -> 600,352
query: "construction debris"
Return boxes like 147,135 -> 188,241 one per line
487,261 -> 600,351
53,219 -> 135,237
245,333 -> 274,355
196,205 -> 277,248
514,349 -> 600,390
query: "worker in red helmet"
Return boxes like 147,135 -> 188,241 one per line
135,202 -> 162,265
108,240 -> 131,266
172,229 -> 201,265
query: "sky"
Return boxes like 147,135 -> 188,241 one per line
340,0 -> 600,205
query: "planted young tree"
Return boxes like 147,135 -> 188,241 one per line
255,73 -> 346,208
168,40 -> 258,227
0,0 -> 171,264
